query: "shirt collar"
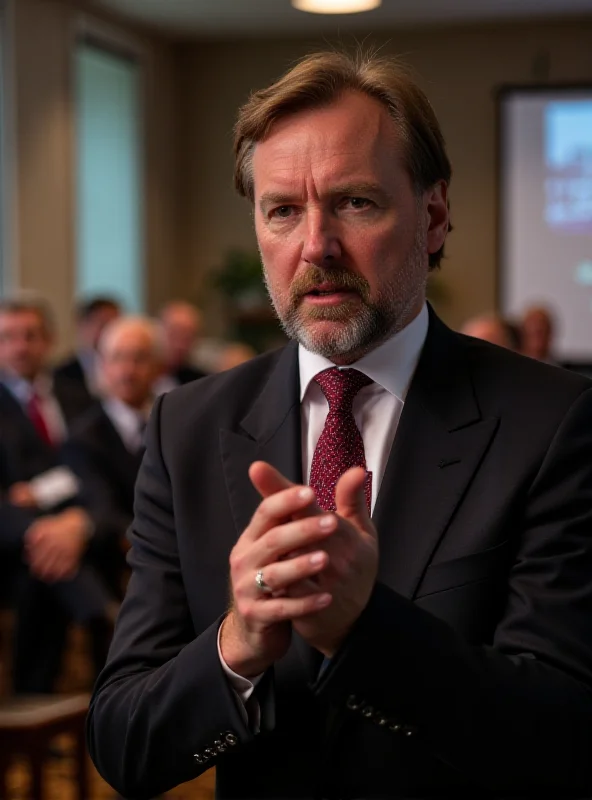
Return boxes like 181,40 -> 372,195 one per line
103,396 -> 151,431
0,371 -> 54,404
298,303 -> 429,402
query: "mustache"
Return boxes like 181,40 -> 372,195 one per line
290,266 -> 370,299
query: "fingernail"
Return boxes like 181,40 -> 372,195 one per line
309,551 -> 325,565
316,593 -> 331,608
319,515 -> 335,530
299,487 -> 314,501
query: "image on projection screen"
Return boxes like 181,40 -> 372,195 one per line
499,88 -> 592,361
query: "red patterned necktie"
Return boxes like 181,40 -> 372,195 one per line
309,367 -> 372,514
27,392 -> 54,447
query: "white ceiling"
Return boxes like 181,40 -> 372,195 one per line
93,0 -> 592,39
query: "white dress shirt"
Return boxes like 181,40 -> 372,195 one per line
218,305 -> 429,728
2,372 -> 67,444
102,397 -> 151,454
299,303 -> 429,513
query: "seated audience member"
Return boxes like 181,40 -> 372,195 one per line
54,295 -> 121,410
0,297 -> 116,692
154,301 -> 207,394
461,313 -> 520,350
63,317 -> 161,597
216,341 -> 257,372
521,305 -> 556,363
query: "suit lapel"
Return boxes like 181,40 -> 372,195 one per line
220,342 -> 302,540
373,311 -> 499,598
220,344 -> 324,683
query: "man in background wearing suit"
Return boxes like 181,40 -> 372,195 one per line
53,295 -> 121,412
0,298 -> 116,691
63,316 -> 161,599
153,301 -> 207,394
88,52 -> 592,799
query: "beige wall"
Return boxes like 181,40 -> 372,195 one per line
11,0 -> 181,353
180,18 -> 592,331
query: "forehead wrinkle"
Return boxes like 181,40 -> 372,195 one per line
254,94 -> 404,204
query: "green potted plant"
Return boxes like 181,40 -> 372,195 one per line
210,249 -> 284,352
211,249 -> 268,311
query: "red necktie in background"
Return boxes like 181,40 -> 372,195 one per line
27,392 -> 54,447
309,367 -> 372,514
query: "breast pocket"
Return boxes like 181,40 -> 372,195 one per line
415,539 -> 512,599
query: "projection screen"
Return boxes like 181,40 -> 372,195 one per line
498,85 -> 592,362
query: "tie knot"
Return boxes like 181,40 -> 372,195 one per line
314,367 -> 372,412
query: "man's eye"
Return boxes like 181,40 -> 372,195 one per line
271,205 -> 294,219
346,197 -> 371,209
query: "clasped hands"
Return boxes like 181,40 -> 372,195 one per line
220,461 -> 378,679
24,507 -> 91,583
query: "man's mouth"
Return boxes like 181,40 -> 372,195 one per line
303,284 -> 358,304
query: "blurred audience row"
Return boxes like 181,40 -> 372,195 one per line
0,295 -> 255,695
461,305 -> 555,362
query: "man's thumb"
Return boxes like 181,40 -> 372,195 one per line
334,467 -> 371,526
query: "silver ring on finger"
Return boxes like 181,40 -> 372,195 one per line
255,569 -> 273,594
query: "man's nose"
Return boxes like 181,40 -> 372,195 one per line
301,210 -> 342,266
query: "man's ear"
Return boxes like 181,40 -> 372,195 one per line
425,180 -> 449,258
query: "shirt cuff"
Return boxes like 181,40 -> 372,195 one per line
217,622 -> 263,732
29,467 -> 80,510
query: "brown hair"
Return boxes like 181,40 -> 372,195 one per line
234,50 -> 452,268
0,295 -> 54,334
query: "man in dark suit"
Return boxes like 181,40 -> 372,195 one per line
63,316 -> 161,598
53,295 -> 121,413
153,301 -> 207,394
88,52 -> 592,799
0,297 -> 116,691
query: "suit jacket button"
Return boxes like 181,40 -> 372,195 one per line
376,716 -> 389,726
225,732 -> 238,745
346,694 -> 362,710
193,754 -> 204,764
362,705 -> 374,718
389,722 -> 402,733
403,725 -> 418,737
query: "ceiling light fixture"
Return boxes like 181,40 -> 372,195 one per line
292,0 -> 382,14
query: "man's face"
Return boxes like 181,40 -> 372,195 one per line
161,307 -> 199,369
0,310 -> 52,381
522,311 -> 552,359
101,330 -> 160,408
253,91 -> 448,363
462,319 -> 514,350
81,305 -> 120,351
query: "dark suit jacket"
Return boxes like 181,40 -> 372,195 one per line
63,404 -> 143,546
0,383 -> 68,548
0,380 -> 91,544
87,312 -> 592,799
53,355 -> 96,419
